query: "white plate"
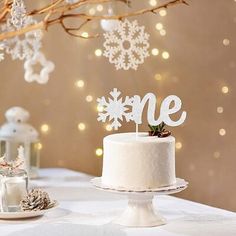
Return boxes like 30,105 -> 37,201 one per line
91,177 -> 188,194
0,201 -> 58,220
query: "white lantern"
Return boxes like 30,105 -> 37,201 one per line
0,107 -> 40,178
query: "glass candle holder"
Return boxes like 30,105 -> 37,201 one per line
0,169 -> 28,212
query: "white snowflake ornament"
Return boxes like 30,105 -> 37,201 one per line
24,52 -> 55,84
97,88 -> 133,130
10,0 -> 27,29
2,17 -> 42,60
103,19 -> 150,70
0,43 -> 4,61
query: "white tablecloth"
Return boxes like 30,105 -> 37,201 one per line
0,168 -> 235,236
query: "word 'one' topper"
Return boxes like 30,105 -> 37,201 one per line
97,88 -> 187,130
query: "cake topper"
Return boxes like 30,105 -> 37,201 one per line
97,88 -> 187,131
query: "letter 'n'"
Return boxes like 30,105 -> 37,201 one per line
132,93 -> 162,125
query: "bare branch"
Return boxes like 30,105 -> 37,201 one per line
0,0 -> 188,41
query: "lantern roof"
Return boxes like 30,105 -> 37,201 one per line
0,107 -> 39,142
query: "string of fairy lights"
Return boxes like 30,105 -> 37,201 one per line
36,1 -> 232,165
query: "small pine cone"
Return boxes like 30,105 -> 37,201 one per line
20,189 -> 52,211
158,130 -> 172,138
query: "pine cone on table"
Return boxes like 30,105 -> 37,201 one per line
20,189 -> 54,211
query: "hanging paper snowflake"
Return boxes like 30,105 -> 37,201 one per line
103,19 -> 150,70
0,43 -> 4,61
24,52 -> 55,84
97,88 -> 133,130
10,0 -> 27,29
1,17 -> 42,60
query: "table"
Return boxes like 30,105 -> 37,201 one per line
1,168 -> 236,236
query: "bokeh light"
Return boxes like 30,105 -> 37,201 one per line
175,142 -> 182,150
95,148 -> 103,157
159,9 -> 167,16
162,51 -> 170,59
78,123 -> 86,131
217,106 -> 224,113
154,73 -> 162,81
221,86 -> 229,94
149,0 -> 157,6
86,95 -> 93,102
95,49 -> 102,57
151,48 -> 159,56
219,128 -> 226,136
105,124 -> 112,131
75,80 -> 85,88
155,23 -> 163,30
223,38 -> 230,46
40,124 -> 50,134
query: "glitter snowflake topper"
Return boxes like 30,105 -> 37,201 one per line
103,19 -> 150,70
97,88 -> 133,130
97,88 -> 187,130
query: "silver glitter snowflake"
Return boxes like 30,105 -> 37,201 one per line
0,43 -> 4,61
97,88 -> 133,130
10,0 -> 27,29
1,17 -> 42,60
103,19 -> 150,70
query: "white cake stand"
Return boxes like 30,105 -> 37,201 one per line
91,177 -> 188,227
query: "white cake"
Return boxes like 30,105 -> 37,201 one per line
101,132 -> 176,190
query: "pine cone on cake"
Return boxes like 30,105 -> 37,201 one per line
20,189 -> 54,211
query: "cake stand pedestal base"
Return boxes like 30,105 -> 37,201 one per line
113,195 -> 166,227
91,177 -> 188,228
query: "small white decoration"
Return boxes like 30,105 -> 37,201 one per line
100,19 -> 119,32
65,0 -> 79,3
103,19 -> 150,70
0,43 -> 4,61
17,145 -> 26,170
10,0 -> 27,29
2,17 -> 42,60
0,146 -> 25,170
24,52 -> 55,84
97,88 -> 187,130
97,88 -> 133,130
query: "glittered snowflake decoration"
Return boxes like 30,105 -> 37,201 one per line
24,52 -> 55,84
0,43 -> 4,61
2,17 -> 42,60
103,19 -> 150,70
97,88 -> 133,130
10,0 -> 27,29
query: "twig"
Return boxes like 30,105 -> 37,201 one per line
0,0 -> 188,41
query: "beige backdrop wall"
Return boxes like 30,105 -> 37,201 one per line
0,0 -> 235,211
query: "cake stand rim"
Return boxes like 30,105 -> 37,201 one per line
91,177 -> 188,195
